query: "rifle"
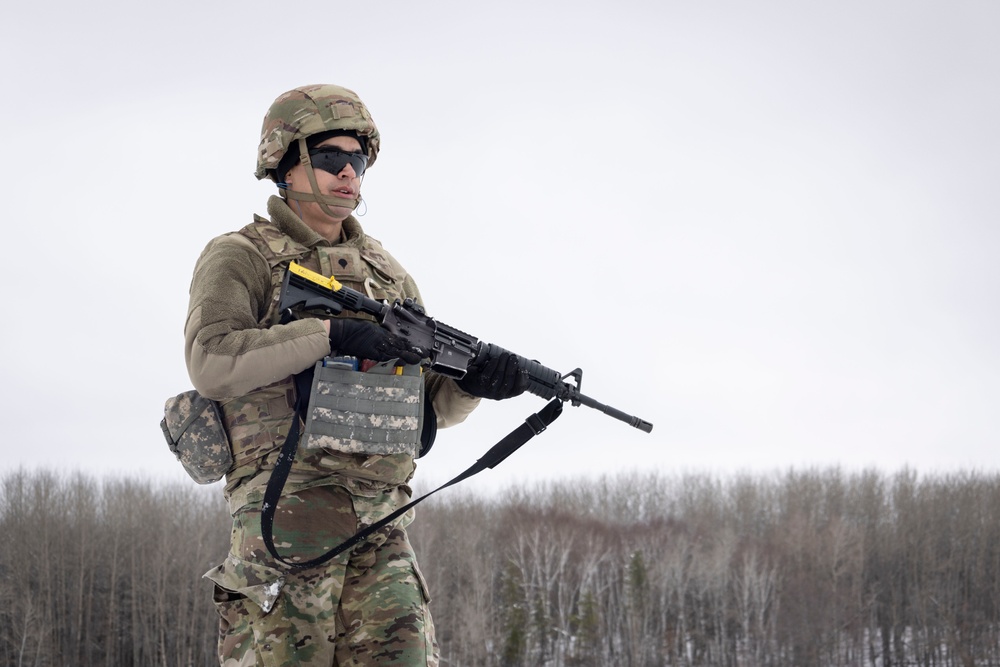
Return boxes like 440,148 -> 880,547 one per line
278,262 -> 653,433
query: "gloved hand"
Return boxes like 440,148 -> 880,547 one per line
328,318 -> 424,365
456,350 -> 529,400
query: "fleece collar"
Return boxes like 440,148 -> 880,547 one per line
265,195 -> 366,248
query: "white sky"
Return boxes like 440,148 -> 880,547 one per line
1,0 -> 997,494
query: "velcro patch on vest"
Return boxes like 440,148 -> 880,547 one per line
318,246 -> 366,283
302,362 -> 422,457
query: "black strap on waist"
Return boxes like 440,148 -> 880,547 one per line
260,390 -> 563,570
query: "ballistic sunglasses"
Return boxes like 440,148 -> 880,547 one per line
309,147 -> 369,178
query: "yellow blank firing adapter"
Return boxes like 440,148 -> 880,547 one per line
289,261 -> 344,292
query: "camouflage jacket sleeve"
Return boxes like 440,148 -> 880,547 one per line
184,234 -> 329,400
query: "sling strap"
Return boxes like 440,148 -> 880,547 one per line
261,393 -> 564,570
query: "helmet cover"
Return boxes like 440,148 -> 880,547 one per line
256,84 -> 380,181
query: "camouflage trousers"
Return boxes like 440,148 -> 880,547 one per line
205,485 -> 439,666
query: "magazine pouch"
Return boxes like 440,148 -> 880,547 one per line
302,358 -> 423,458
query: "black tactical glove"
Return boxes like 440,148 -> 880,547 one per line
456,350 -> 529,400
328,318 -> 424,365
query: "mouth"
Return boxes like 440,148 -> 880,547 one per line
330,186 -> 356,199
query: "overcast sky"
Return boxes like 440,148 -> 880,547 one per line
2,0 -> 997,494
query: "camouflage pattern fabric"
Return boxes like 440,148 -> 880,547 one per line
237,213 -> 411,327
303,363 -> 422,457
220,380 -> 297,471
161,390 -> 233,484
206,485 -> 438,666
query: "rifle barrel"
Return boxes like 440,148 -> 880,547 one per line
574,392 -> 654,433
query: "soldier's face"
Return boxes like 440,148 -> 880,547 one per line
284,135 -> 365,229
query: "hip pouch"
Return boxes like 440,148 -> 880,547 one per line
160,390 -> 234,484
302,359 -> 423,457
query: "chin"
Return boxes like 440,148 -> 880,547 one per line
329,204 -> 354,218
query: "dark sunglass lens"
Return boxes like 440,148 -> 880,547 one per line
310,149 -> 368,177
349,153 -> 368,175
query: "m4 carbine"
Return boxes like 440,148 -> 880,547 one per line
279,262 -> 653,433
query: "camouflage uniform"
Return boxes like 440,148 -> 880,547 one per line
185,85 -> 480,666
213,486 -> 435,667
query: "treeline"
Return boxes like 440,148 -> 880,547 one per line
0,471 -> 226,667
2,468 -> 999,667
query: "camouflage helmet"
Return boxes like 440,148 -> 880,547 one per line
255,84 -> 381,182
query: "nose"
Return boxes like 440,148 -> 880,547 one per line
337,162 -> 356,178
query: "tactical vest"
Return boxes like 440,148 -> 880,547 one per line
219,216 -> 420,477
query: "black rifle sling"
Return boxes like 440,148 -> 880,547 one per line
260,385 -> 564,570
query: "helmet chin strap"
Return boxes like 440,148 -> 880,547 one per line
282,138 -> 361,217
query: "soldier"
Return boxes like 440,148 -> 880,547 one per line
185,84 -> 528,666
